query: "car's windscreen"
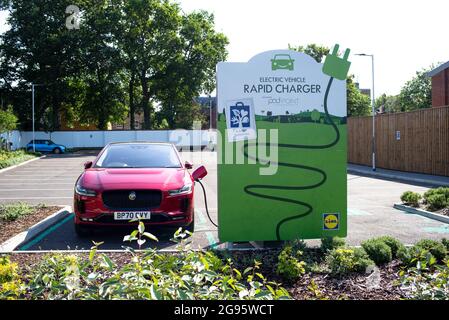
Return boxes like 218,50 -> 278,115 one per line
94,144 -> 181,168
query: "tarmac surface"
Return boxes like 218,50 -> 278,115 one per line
1,151 -> 448,250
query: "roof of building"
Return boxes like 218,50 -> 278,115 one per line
427,61 -> 449,77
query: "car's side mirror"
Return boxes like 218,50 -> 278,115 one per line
184,161 -> 193,169
84,161 -> 93,170
192,165 -> 207,181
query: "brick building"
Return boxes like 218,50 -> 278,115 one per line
427,61 -> 449,107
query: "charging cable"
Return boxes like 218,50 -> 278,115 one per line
197,179 -> 218,228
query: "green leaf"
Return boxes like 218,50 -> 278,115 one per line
138,222 -> 145,234
150,285 -> 163,300
101,254 -> 115,271
143,232 -> 159,242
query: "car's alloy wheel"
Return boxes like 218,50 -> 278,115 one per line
53,148 -> 61,154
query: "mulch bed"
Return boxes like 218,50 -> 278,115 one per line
6,247 -> 407,300
0,206 -> 61,244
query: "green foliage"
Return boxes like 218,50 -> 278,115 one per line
0,107 -> 17,134
14,228 -> 291,300
0,202 -> 33,222
399,256 -> 449,300
320,237 -> 346,253
376,236 -> 405,258
400,191 -> 422,207
375,93 -> 401,113
276,246 -> 306,281
415,239 -> 447,262
0,149 -> 36,169
441,238 -> 449,251
289,43 -> 330,63
398,66 -> 433,111
423,187 -> 449,211
326,247 -> 374,275
310,109 -> 320,123
347,75 -> 371,117
0,256 -> 23,299
0,0 -> 228,130
361,239 -> 393,265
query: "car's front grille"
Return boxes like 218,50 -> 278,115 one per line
102,190 -> 162,210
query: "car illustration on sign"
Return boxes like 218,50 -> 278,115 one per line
271,54 -> 294,70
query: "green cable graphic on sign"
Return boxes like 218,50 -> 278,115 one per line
217,44 -> 350,242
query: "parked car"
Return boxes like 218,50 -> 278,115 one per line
26,139 -> 66,154
73,142 -> 207,236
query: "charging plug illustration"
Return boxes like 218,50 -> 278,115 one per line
322,44 -> 351,80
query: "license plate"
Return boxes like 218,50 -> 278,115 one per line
114,211 -> 151,220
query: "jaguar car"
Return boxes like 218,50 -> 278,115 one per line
73,142 -> 207,236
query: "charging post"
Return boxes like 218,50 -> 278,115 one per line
216,45 -> 351,243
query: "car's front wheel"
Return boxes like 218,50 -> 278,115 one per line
74,223 -> 93,237
53,147 -> 62,154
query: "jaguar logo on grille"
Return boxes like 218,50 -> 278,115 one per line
128,191 -> 137,201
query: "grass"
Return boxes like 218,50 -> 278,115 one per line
0,149 -> 39,169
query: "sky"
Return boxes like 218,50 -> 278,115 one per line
1,0 -> 448,97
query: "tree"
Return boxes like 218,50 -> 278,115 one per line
375,94 -> 401,113
0,106 -> 17,150
0,0 -> 85,130
289,43 -> 330,63
398,66 -> 433,111
311,109 -> 320,123
347,75 -> 371,116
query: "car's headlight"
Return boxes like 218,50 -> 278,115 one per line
75,183 -> 97,197
168,184 -> 192,196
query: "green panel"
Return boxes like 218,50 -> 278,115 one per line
218,118 -> 347,241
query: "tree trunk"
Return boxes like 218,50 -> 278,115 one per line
129,73 -> 136,130
141,71 -> 151,130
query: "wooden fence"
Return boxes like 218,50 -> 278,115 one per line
348,105 -> 449,177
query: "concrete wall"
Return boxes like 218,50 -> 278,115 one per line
3,130 -> 217,150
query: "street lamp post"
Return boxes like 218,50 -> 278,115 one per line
31,83 -> 44,153
355,53 -> 376,171
209,94 -> 213,130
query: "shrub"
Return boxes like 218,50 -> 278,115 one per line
0,202 -> 33,222
0,256 -> 23,299
276,246 -> 306,281
415,239 -> 447,262
423,187 -> 449,211
425,194 -> 447,211
19,225 -> 292,300
320,237 -> 346,253
376,236 -> 405,258
361,239 -> 393,265
0,150 -> 37,169
326,247 -> 374,275
441,238 -> 449,251
400,191 -> 422,207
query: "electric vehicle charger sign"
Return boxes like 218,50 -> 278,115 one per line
217,47 -> 349,241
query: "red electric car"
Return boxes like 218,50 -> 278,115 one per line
73,142 -> 207,236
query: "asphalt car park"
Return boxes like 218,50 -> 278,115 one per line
1,150 -> 448,251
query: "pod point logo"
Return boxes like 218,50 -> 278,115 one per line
271,54 -> 294,71
323,213 -> 340,230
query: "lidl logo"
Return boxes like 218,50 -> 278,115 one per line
323,213 -> 340,230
